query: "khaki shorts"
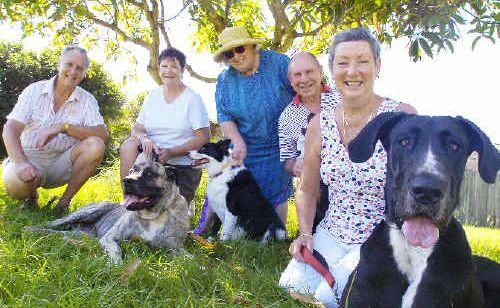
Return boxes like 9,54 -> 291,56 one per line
2,148 -> 73,189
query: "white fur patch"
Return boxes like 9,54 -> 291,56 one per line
389,226 -> 433,308
417,145 -> 445,180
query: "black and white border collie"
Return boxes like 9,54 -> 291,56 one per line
189,139 -> 286,242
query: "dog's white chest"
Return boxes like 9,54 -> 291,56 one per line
206,175 -> 231,218
389,227 -> 433,308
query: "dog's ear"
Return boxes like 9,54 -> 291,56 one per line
348,112 -> 410,163
164,166 -> 178,183
456,116 -> 500,183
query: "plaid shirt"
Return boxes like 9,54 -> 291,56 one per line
7,76 -> 105,152
278,88 -> 341,162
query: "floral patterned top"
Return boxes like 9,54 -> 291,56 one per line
319,96 -> 400,244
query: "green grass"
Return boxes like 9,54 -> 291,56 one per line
0,164 -> 498,307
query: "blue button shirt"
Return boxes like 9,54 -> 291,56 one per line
216,50 -> 295,204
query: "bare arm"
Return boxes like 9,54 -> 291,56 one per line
158,127 -> 211,163
2,119 -> 41,181
396,102 -> 417,114
296,116 -> 321,237
130,124 -> 147,139
2,119 -> 28,163
35,123 -> 108,149
289,115 -> 321,261
284,158 -> 297,174
64,123 -> 108,142
220,121 -> 246,161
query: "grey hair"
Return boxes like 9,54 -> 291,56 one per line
328,28 -> 381,69
60,46 -> 90,70
289,51 -> 321,70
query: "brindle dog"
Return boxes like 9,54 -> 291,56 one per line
30,154 -> 189,263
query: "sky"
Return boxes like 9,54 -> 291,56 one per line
1,13 -> 499,144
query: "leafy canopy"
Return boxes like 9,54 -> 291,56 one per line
1,0 -> 497,83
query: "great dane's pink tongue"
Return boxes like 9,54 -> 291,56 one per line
122,195 -> 140,207
402,216 -> 439,248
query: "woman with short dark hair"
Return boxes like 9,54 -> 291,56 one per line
120,47 -> 210,205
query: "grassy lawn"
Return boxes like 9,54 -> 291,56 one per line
0,164 -> 498,307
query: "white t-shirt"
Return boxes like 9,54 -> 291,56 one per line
136,86 -> 209,165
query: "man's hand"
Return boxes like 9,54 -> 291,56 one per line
292,157 -> 304,177
35,125 -> 63,148
231,140 -> 247,161
15,161 -> 41,182
289,234 -> 314,262
157,148 -> 172,164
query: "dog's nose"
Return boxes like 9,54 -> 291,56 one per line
410,176 -> 445,205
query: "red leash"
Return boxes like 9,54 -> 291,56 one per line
300,246 -> 335,288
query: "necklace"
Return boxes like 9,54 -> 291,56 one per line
342,103 -> 376,143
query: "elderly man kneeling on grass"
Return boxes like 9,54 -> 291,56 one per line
2,46 -> 108,214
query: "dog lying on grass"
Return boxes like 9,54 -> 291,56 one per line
26,154 -> 190,263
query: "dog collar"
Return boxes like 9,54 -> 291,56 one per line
211,162 -> 242,178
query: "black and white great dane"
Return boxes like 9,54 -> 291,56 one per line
341,113 -> 500,308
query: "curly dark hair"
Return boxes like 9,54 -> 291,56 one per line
158,47 -> 186,70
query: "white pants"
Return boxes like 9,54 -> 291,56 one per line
279,227 -> 361,308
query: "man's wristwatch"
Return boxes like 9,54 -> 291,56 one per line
61,123 -> 69,134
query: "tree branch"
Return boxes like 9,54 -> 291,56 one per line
78,4 -> 149,49
186,64 -> 217,83
158,0 -> 172,47
295,17 -> 333,37
166,0 -> 192,21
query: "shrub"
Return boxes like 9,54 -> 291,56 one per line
0,41 -> 128,163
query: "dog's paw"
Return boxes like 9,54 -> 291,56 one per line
275,229 -> 288,240
220,233 -> 231,241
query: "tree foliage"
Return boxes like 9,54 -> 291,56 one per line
0,41 -> 128,163
1,0 -> 497,83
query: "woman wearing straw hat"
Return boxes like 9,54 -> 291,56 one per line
213,26 -> 295,226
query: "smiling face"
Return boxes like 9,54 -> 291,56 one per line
227,44 -> 258,75
288,53 -> 323,102
158,57 -> 183,86
56,50 -> 87,90
330,41 -> 380,106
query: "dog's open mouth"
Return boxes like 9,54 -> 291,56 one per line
191,158 -> 209,167
401,215 -> 439,248
121,194 -> 157,211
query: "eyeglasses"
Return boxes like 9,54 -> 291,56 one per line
222,45 -> 246,60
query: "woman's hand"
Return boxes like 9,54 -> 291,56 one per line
157,148 -> 172,164
231,139 -> 247,161
139,135 -> 158,159
289,234 -> 314,262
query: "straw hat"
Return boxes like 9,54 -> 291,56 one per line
213,26 -> 265,62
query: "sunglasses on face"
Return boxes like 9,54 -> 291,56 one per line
223,45 -> 246,60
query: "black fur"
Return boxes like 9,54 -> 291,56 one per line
341,113 -> 500,308
226,169 -> 285,239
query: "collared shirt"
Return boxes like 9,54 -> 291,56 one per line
7,76 -> 105,152
278,90 -> 342,162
